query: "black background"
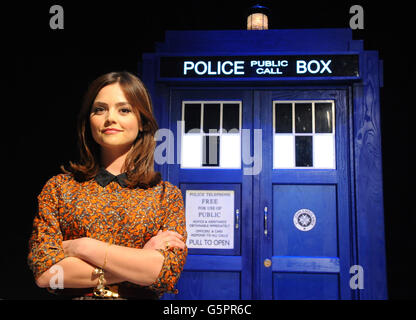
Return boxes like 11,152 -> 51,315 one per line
3,0 -> 414,300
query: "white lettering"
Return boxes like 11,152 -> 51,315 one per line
49,5 -> 64,30
194,61 -> 207,75
183,60 -> 246,75
349,5 -> 364,30
222,61 -> 233,75
296,59 -> 333,74
207,61 -> 216,75
183,61 -> 194,75
256,68 -> 282,75
154,129 -> 175,164
242,128 -> 262,175
163,304 -> 198,317
49,265 -> 64,289
349,265 -> 364,289
183,58 -> 332,76
320,60 -> 332,73
307,60 -> 321,74
296,60 -> 307,74
234,61 -> 245,75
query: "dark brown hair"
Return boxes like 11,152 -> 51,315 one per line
62,71 -> 161,188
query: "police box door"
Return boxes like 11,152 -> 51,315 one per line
162,89 -> 254,300
256,89 -> 353,300
163,88 -> 353,300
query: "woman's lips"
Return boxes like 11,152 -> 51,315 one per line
102,128 -> 122,134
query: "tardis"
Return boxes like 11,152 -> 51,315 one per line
140,28 -> 387,300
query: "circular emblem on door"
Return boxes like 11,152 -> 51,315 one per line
293,209 -> 316,231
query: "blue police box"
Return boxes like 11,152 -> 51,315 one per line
140,28 -> 387,300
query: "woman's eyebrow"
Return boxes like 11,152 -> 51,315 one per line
93,101 -> 131,106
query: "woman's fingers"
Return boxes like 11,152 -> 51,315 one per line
164,237 -> 186,249
143,230 -> 186,250
161,230 -> 184,240
160,231 -> 186,249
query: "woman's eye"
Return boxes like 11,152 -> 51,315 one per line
120,108 -> 132,114
92,107 -> 105,114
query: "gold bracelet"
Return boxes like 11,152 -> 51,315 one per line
93,241 -> 119,298
102,242 -> 112,269
93,267 -> 119,298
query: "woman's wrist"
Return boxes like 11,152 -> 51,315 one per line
75,237 -> 98,261
76,238 -> 114,272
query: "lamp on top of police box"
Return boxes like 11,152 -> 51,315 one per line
247,4 -> 269,30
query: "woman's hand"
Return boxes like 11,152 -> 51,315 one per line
143,230 -> 186,251
62,237 -> 91,258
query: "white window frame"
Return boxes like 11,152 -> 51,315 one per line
181,101 -> 242,169
273,100 -> 336,169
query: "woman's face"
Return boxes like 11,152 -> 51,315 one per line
90,83 -> 141,152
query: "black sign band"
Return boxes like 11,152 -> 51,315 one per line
159,55 -> 359,79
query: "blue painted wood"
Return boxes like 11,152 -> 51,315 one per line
173,271 -> 241,300
353,51 -> 387,300
163,89 -> 253,300
271,170 -> 337,184
156,76 -> 362,84
184,255 -> 242,271
259,89 -> 353,300
273,185 -> 338,257
253,90 -> 268,299
346,86 -> 359,300
273,273 -> 339,300
240,90 -> 254,300
143,29 -> 386,300
156,29 -> 355,53
179,170 -> 243,183
332,89 -> 354,300
272,257 -> 340,273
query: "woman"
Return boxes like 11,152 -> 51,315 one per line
27,71 -> 187,299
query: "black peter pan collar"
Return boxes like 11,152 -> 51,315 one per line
95,168 -> 128,188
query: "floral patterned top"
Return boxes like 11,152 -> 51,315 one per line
27,169 -> 187,298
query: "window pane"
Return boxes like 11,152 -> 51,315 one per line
313,135 -> 335,168
202,135 -> 220,166
184,103 -> 201,133
274,134 -> 295,168
181,135 -> 202,168
221,135 -> 241,168
203,103 -> 220,133
295,136 -> 313,167
275,103 -> 292,133
295,103 -> 312,133
222,103 -> 240,133
315,103 -> 333,133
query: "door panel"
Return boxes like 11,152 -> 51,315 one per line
257,89 -> 352,300
273,185 -> 338,257
163,89 -> 253,300
273,273 -> 339,300
175,271 -> 241,300
164,88 -> 352,300
272,184 -> 340,300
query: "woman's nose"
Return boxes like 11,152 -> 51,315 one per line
104,108 -> 117,124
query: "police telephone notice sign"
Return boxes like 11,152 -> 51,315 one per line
185,190 -> 234,249
159,54 -> 359,79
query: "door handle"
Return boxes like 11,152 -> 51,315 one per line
264,206 -> 268,236
235,209 -> 239,229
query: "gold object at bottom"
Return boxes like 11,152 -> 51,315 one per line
93,267 -> 120,298
93,286 -> 120,298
